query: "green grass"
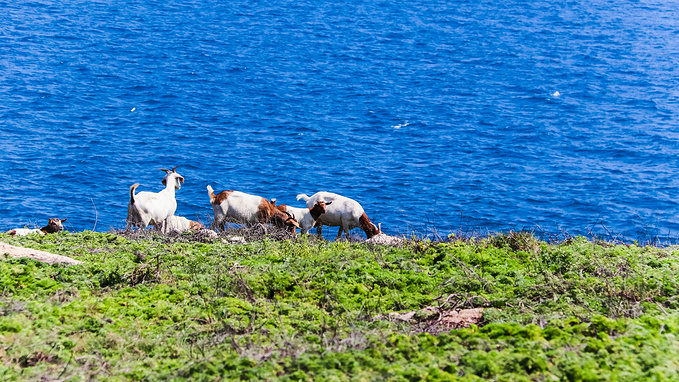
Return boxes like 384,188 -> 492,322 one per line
1,231 -> 679,381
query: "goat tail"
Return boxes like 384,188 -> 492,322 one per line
296,193 -> 310,202
206,185 -> 215,202
129,183 -> 140,204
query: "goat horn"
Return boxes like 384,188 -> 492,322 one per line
159,168 -> 170,174
172,166 -> 178,172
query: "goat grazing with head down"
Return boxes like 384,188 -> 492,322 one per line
6,218 -> 68,237
127,167 -> 184,233
297,192 -> 380,240
207,185 -> 300,234
272,199 -> 331,234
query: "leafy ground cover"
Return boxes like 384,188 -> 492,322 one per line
1,231 -> 679,381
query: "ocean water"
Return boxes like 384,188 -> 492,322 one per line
2,0 -> 679,240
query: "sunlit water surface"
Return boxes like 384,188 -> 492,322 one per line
2,1 -> 679,241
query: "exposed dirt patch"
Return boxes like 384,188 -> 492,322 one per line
421,308 -> 485,334
379,307 -> 485,334
18,351 -> 59,368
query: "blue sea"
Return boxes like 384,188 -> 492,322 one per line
2,0 -> 679,241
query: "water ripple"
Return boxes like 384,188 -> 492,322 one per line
1,0 -> 679,240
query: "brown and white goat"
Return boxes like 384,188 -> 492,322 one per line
6,218 -> 67,237
274,201 -> 331,234
165,215 -> 205,233
297,192 -> 380,239
207,185 -> 300,234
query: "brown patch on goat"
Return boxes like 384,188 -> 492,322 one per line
189,220 -> 205,230
259,199 -> 300,233
7,229 -> 17,237
256,198 -> 273,224
359,212 -> 380,238
212,190 -> 233,205
283,213 -> 301,230
275,204 -> 288,213
276,211 -> 301,233
309,201 -> 329,221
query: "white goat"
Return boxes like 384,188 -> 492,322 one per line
165,215 -> 205,233
207,185 -> 300,233
6,218 -> 67,237
127,167 -> 184,232
297,192 -> 380,239
273,200 -> 331,234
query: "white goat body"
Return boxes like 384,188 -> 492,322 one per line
296,192 -> 380,239
165,215 -> 205,232
127,167 -> 184,232
207,185 -> 299,233
8,228 -> 44,237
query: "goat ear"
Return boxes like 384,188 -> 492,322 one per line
61,218 -> 67,223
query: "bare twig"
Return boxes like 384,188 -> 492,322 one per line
91,198 -> 98,232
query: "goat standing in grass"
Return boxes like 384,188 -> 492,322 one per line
127,167 -> 184,232
297,192 -> 380,240
207,185 -> 300,234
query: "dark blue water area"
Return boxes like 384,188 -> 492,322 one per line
2,0 -> 679,241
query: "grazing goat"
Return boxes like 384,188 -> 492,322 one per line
7,218 -> 67,237
274,201 -> 331,234
207,185 -> 300,234
297,192 -> 380,239
127,167 -> 184,232
165,215 -> 205,233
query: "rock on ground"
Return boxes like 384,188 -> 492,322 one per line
365,233 -> 405,245
0,242 -> 81,265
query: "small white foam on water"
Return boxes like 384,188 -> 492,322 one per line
131,107 -> 136,112
393,120 -> 410,129
551,91 -> 560,97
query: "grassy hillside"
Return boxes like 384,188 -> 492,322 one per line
1,231 -> 679,381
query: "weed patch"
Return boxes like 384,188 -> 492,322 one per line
1,232 -> 679,380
